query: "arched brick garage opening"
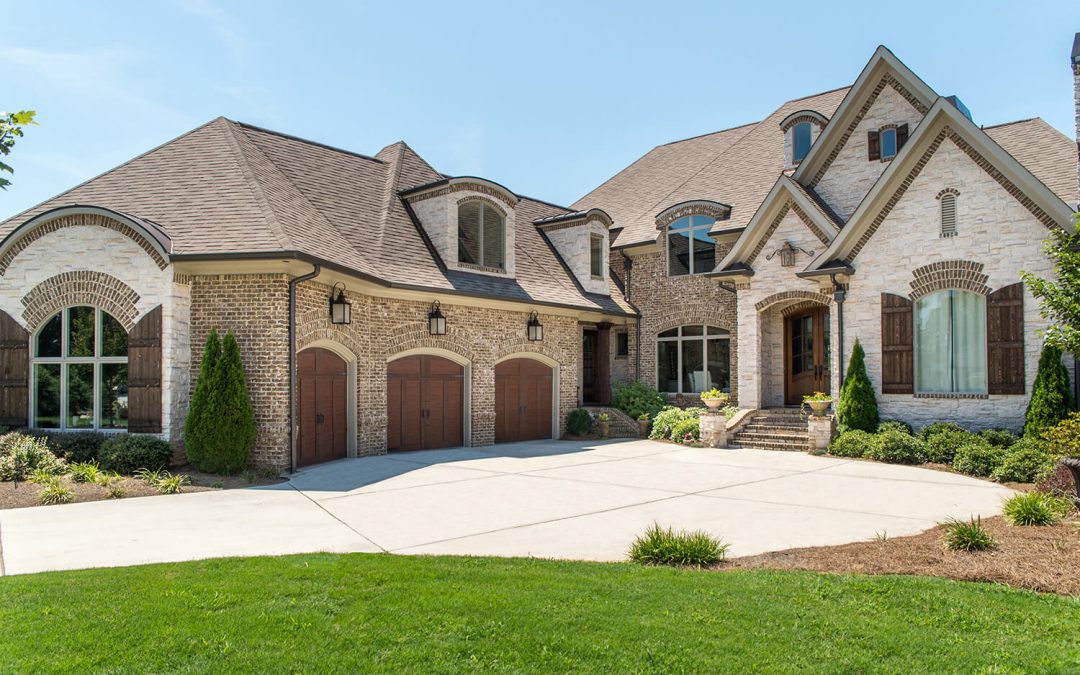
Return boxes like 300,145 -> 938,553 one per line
387,353 -> 466,452
296,346 -> 351,467
494,356 -> 555,443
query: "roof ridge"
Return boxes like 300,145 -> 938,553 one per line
658,120 -> 759,147
233,120 -> 386,165
782,84 -> 852,106
219,120 -> 294,250
982,117 -> 1038,130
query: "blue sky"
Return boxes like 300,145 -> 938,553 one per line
2,1 -> 1077,221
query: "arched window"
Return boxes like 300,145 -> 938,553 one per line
940,192 -> 957,238
915,290 -> 985,394
458,201 -> 505,270
667,215 -> 715,276
31,307 -> 128,429
792,122 -> 813,164
657,325 -> 730,394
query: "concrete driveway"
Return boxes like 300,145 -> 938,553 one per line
0,439 -> 1014,575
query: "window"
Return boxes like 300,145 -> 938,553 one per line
31,307 -> 128,430
616,332 -> 629,357
667,215 -> 715,276
458,201 -> 505,270
940,193 -> 957,237
590,235 -> 604,278
880,128 -> 897,160
792,122 -> 812,164
657,325 -> 730,394
868,124 -> 908,162
915,290 -> 986,394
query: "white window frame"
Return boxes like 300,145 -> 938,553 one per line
29,307 -> 128,431
666,215 -> 716,277
656,325 -> 731,394
458,201 -> 506,270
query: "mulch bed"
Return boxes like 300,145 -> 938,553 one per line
725,515 -> 1080,596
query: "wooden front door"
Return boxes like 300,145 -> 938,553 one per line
495,358 -> 553,443
581,326 -> 610,404
784,307 -> 830,406
387,355 -> 464,452
297,347 -> 348,467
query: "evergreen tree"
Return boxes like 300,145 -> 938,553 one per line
1024,343 -> 1073,437
184,329 -> 221,469
836,339 -> 879,433
209,331 -> 256,473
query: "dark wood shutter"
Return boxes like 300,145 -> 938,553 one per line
127,305 -> 162,433
0,310 -> 29,427
881,293 -> 914,393
867,130 -> 881,161
896,124 -> 909,151
987,283 -> 1025,395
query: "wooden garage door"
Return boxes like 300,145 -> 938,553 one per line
387,355 -> 464,452
495,358 -> 553,443
297,348 -> 349,467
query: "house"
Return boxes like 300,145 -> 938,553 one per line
0,41 -> 1076,470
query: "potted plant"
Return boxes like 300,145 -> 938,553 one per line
636,413 -> 650,438
802,391 -> 833,417
699,388 -> 730,410
597,412 -> 610,439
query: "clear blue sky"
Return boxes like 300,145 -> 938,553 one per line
2,1 -> 1077,221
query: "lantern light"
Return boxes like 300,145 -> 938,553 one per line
329,283 -> 352,325
428,300 -> 447,336
766,241 -> 815,268
526,311 -> 544,342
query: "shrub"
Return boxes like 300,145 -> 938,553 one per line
1002,491 -> 1073,526
153,471 -> 191,495
68,461 -> 103,484
979,428 -> 1018,449
877,420 -> 913,435
670,418 -> 700,444
991,437 -> 1056,484
0,433 -> 66,482
191,332 -> 257,474
1036,461 -> 1079,497
106,486 -> 126,499
1043,411 -> 1080,459
836,339 -> 879,433
566,408 -> 592,435
918,421 -> 966,442
865,430 -> 927,465
924,429 -> 978,465
612,382 -> 666,421
98,435 -> 172,475
628,523 -> 729,567
941,517 -> 995,552
649,406 -> 687,440
1024,343 -> 1073,437
184,329 -> 222,470
828,429 -> 875,458
45,431 -> 107,463
952,439 -> 1007,478
37,478 -> 74,506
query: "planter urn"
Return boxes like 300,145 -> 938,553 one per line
638,420 -> 649,438
806,399 -> 832,417
702,398 -> 726,410
598,421 -> 610,439
1062,457 -> 1080,510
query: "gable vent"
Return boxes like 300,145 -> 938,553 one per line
940,192 -> 957,238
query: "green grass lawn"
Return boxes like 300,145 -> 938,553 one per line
1,554 -> 1077,672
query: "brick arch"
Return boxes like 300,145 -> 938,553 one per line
21,271 -> 141,331
456,195 -> 508,217
385,328 -> 478,365
651,307 -> 735,338
754,289 -> 830,313
908,260 -> 990,300
492,336 -> 564,366
295,308 -> 367,365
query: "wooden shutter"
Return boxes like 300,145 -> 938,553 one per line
987,283 -> 1025,395
867,130 -> 881,161
896,123 -> 909,151
0,310 -> 29,427
881,293 -> 914,393
127,305 -> 162,433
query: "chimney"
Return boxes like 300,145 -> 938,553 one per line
1073,32 -> 1080,201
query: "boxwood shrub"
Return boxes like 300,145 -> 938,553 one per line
611,382 -> 666,422
828,429 -> 874,458
990,437 -> 1056,484
45,431 -> 108,463
865,429 -> 927,465
952,439 -> 1007,478
979,428 -> 1019,449
670,418 -> 700,444
918,421 -> 965,442
566,408 -> 592,436
877,419 -> 913,435
98,435 -> 173,475
924,429 -> 978,465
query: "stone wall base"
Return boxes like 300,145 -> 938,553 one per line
700,412 -> 728,448
806,415 -> 836,454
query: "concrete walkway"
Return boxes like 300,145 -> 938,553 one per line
0,439 -> 1014,575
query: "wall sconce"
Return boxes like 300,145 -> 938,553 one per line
329,282 -> 352,325
766,241 -> 815,267
526,311 -> 544,342
428,300 -> 446,336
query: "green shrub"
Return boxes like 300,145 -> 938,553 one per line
68,461 -> 102,484
836,339 -> 879,433
979,428 -> 1018,449
184,329 -> 221,470
628,523 -> 729,567
991,438 -> 1056,484
877,420 -> 913,435
186,332 -> 256,474
1024,343 -> 1073,437
865,430 -> 927,465
612,382 -> 666,421
153,471 -> 190,495
828,429 -> 875,458
649,406 -> 687,440
45,431 -> 107,463
0,433 -> 67,481
1002,491 -> 1073,526
106,485 -> 126,499
98,435 -> 172,475
1043,411 -> 1080,459
37,477 -> 74,506
670,418 -> 700,444
566,408 -> 592,436
952,439 -> 1007,478
941,517 -> 995,552
924,429 -> 978,465
918,421 -> 966,442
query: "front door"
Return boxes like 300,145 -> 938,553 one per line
784,307 -> 830,405
582,330 -> 598,404
297,347 -> 348,467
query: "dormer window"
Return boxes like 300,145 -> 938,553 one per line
792,122 -> 813,164
590,234 -> 603,278
458,200 -> 505,270
779,110 -> 828,169
667,215 -> 715,276
868,124 -> 908,162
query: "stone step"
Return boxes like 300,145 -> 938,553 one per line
729,440 -> 807,452
734,430 -> 810,442
741,426 -> 810,436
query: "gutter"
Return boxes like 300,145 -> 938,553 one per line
622,252 -> 641,381
288,263 -> 321,473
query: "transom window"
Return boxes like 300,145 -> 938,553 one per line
667,215 -> 715,276
458,201 -> 505,270
657,325 -> 730,394
792,122 -> 812,164
31,307 -> 128,430
915,290 -> 986,394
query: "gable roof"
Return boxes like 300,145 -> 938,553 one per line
0,118 -> 634,317
984,118 -> 1080,205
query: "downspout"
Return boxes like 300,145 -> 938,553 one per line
623,252 -> 640,381
288,263 -> 321,473
831,273 -> 846,388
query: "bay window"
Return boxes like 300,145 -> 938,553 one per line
657,325 -> 730,394
915,290 -> 986,394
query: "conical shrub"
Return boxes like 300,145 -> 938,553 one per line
184,329 -> 222,469
836,339 -> 879,433
1024,343 -> 1073,437
184,330 -> 256,474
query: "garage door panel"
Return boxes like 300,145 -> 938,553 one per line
388,355 -> 464,452
297,348 -> 349,467
495,358 -> 553,443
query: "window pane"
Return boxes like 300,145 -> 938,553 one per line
657,341 -> 679,393
706,326 -> 728,336
668,216 -> 691,231
916,292 -> 952,393
100,363 -> 128,429
682,325 -> 703,336
691,226 -> 715,274
667,230 -> 690,276
481,205 -> 504,269
681,338 -> 705,393
36,313 -> 61,358
707,338 -> 730,392
101,312 -> 128,357
590,237 -> 602,277
68,306 -> 95,357
951,291 -> 986,393
881,129 -> 897,158
34,364 -> 60,428
793,122 -> 812,162
658,328 -> 678,339
68,363 -> 95,428
457,202 -> 481,265
616,332 -> 629,357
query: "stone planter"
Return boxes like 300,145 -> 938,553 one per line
598,421 -> 610,439
699,412 -> 728,448
805,399 -> 832,417
702,398 -> 726,410
638,419 -> 649,438
1062,457 -> 1080,510
806,415 -> 836,454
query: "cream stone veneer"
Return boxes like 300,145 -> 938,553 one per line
0,219 -> 191,440
409,188 -> 517,277
545,220 -> 609,295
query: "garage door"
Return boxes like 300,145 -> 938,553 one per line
297,347 -> 348,467
387,355 -> 464,452
495,358 -> 553,443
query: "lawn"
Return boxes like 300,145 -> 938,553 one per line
0,554 -> 1077,672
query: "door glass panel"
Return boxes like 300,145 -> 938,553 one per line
36,314 -> 62,357
681,339 -> 705,393
100,363 -> 128,429
707,338 -> 730,392
791,319 -> 804,374
802,316 -> 814,374
34,364 -> 60,428
68,306 -> 95,357
101,312 -> 128,357
68,363 -> 95,428
657,341 -> 679,393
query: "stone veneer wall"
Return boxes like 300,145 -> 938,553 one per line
544,220 -> 609,295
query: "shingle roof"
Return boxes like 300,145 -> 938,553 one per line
0,118 -> 634,317
984,118 -> 1080,205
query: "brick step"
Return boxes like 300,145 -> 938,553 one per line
733,431 -> 810,443
740,426 -> 810,437
729,440 -> 807,452
748,414 -> 809,423
744,419 -> 808,427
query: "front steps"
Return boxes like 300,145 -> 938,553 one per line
730,408 -> 810,451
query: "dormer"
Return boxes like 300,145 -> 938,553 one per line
779,110 -> 829,170
401,177 -> 519,277
655,200 -> 732,277
535,208 -> 613,295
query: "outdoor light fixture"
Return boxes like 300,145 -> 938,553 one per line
526,311 -> 544,342
766,241 -> 815,267
428,300 -> 446,336
329,282 -> 352,325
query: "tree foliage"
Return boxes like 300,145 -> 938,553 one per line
836,339 -> 879,432
184,331 -> 257,474
1022,213 -> 1080,355
0,110 -> 37,190
1024,343 -> 1073,438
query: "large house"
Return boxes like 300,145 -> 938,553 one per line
0,43 -> 1076,470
